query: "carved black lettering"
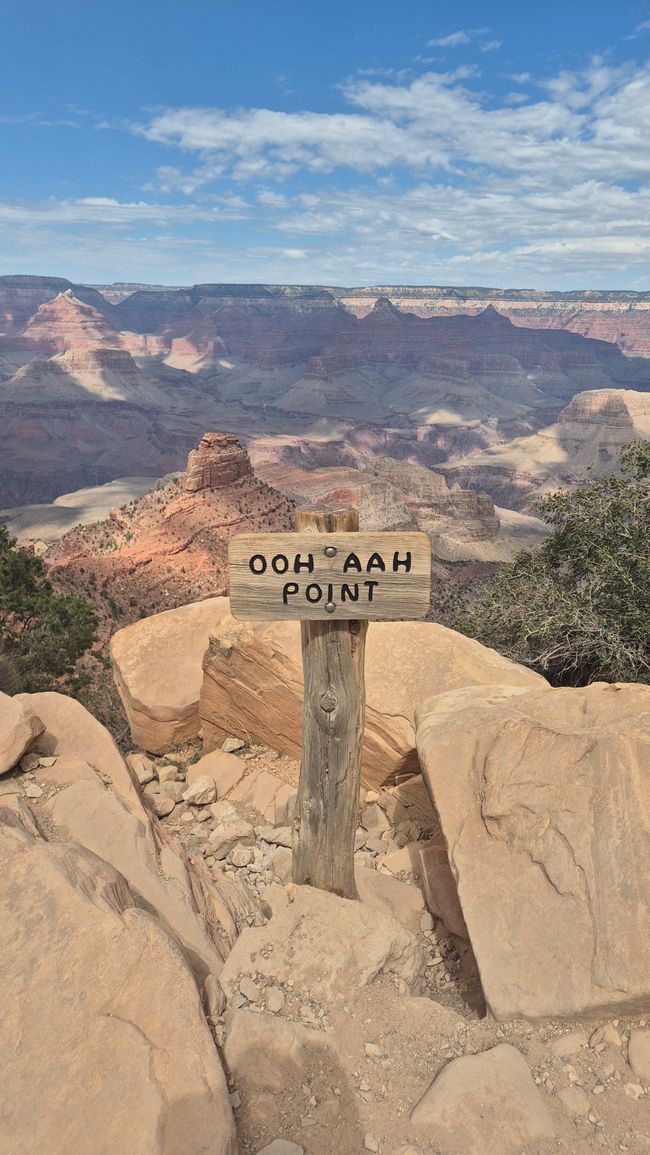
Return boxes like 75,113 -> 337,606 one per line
392,550 -> 412,572
249,554 -> 267,575
366,552 -> 386,573
364,580 -> 379,602
305,583 -> 323,603
272,553 -> 289,574
293,553 -> 314,573
341,582 -> 359,602
342,552 -> 362,573
282,582 -> 299,604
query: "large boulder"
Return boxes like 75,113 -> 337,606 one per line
111,597 -> 229,753
200,614 -> 545,789
415,681 -> 650,1020
0,807 -> 237,1155
16,690 -> 140,812
218,884 -> 425,1007
410,1044 -> 559,1152
0,691 -> 44,775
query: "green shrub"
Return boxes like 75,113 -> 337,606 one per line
457,441 -> 650,685
0,528 -> 97,692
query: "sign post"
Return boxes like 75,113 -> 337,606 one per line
228,504 -> 431,900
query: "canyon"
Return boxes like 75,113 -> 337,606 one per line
2,276 -> 650,514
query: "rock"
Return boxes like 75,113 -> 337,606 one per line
229,766 -> 283,815
222,736 -> 245,753
628,1029 -> 650,1085
239,976 -> 260,1002
271,846 -> 292,884
410,1044 -> 559,1152
274,785 -> 297,826
159,781 -> 185,804
187,750 -> 246,796
0,692 -> 44,776
200,616 -> 545,790
0,814 -> 237,1155
381,844 -> 419,879
111,597 -> 230,753
362,803 -> 391,834
590,1023 -> 622,1049
355,865 -> 425,935
257,825 -> 292,848
219,884 -> 425,1006
43,775 -> 233,980
16,692 -> 140,813
364,1136 -> 379,1153
23,782 -> 43,799
230,844 -> 253,868
208,813 -> 255,860
551,1031 -> 589,1058
223,1009 -> 336,1092
558,1086 -> 590,1116
38,755 -> 57,767
204,972 -> 226,1019
150,794 -> 175,817
417,831 -> 468,939
20,751 -> 41,772
624,1082 -> 645,1100
257,1142 -> 304,1155
126,752 -> 156,786
266,986 -> 285,1013
183,776 -> 217,806
156,762 -> 179,783
416,681 -> 650,1019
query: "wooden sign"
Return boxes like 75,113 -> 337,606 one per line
227,504 -> 432,901
228,530 -> 431,621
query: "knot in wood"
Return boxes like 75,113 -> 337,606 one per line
320,688 -> 338,713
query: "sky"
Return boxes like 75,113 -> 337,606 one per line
2,0 -> 650,289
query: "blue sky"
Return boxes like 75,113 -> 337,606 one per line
2,0 -> 650,288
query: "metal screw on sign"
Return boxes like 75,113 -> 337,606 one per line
227,505 -> 431,899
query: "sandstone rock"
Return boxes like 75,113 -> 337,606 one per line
208,811 -> 255,860
223,1009 -> 335,1092
157,761 -> 180,783
551,1031 -> 588,1058
410,1044 -> 558,1152
0,692 -> 44,775
222,736 -> 245,753
628,1029 -> 650,1086
201,616 -> 544,789
183,776 -> 217,806
417,831 -> 468,939
355,865 -> 425,935
0,815 -> 237,1154
274,784 -> 297,826
416,682 -> 650,1019
150,794 -> 175,817
187,750 -> 246,796
16,691 -> 140,812
558,1086 -> 590,1117
219,884 -> 425,1006
111,597 -> 230,753
229,765 -> 284,814
184,433 -> 252,493
126,751 -> 156,786
44,776 -> 231,980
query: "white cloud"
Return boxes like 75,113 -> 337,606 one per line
428,31 -> 472,48
281,248 -> 307,259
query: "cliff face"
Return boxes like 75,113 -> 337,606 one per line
48,432 -> 294,623
442,388 -> 650,510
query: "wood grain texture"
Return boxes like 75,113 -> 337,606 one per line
291,506 -> 366,899
228,527 -> 431,622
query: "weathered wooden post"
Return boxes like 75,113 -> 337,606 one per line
228,506 -> 430,901
292,504 -> 366,898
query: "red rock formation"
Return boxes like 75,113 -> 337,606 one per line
21,290 -> 121,354
183,433 -> 253,492
48,433 -> 294,624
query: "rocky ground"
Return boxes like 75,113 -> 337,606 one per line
90,735 -> 650,1155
